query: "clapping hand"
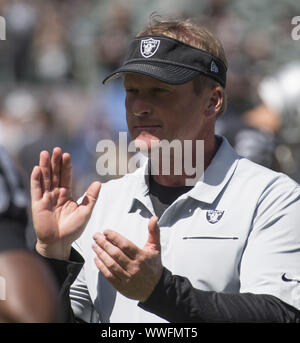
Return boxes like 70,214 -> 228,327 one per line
31,148 -> 101,260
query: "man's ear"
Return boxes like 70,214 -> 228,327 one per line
205,86 -> 223,118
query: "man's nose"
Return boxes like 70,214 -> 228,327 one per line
131,97 -> 152,118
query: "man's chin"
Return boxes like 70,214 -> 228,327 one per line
134,136 -> 161,156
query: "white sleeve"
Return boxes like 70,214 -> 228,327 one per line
240,176 -> 300,310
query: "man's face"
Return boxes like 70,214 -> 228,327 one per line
123,73 -> 213,151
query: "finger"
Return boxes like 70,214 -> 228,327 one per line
92,243 -> 130,280
84,181 -> 101,203
94,255 -> 121,284
145,216 -> 160,251
51,147 -> 62,189
93,233 -> 132,270
39,151 -> 51,192
30,166 -> 43,201
60,152 -> 72,189
80,181 -> 101,217
100,230 -> 140,260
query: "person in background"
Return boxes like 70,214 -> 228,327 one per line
243,62 -> 300,183
0,145 -> 60,322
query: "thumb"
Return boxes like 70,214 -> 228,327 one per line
145,216 -> 160,251
80,181 -> 101,212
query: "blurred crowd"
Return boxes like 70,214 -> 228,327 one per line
0,0 -> 299,243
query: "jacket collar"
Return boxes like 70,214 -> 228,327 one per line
128,136 -> 240,212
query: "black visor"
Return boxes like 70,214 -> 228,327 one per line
102,35 -> 227,88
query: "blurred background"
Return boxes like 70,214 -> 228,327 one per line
0,0 -> 299,243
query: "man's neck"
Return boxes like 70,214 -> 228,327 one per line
151,136 -> 220,187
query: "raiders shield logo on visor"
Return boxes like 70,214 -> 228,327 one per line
140,38 -> 160,58
206,210 -> 224,224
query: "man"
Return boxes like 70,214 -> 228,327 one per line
31,16 -> 300,322
0,146 -> 59,322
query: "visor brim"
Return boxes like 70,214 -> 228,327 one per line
102,62 -> 200,85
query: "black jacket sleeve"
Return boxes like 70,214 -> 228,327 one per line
139,267 -> 300,323
39,248 -> 84,323
0,219 -> 27,252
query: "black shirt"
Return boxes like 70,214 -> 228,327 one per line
149,175 -> 193,218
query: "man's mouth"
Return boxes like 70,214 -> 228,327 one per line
133,125 -> 162,132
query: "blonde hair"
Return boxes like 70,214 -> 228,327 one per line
137,14 -> 228,117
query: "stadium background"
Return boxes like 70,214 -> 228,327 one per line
0,0 -> 299,242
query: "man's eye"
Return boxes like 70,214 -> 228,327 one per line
153,88 -> 169,93
125,89 -> 137,93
